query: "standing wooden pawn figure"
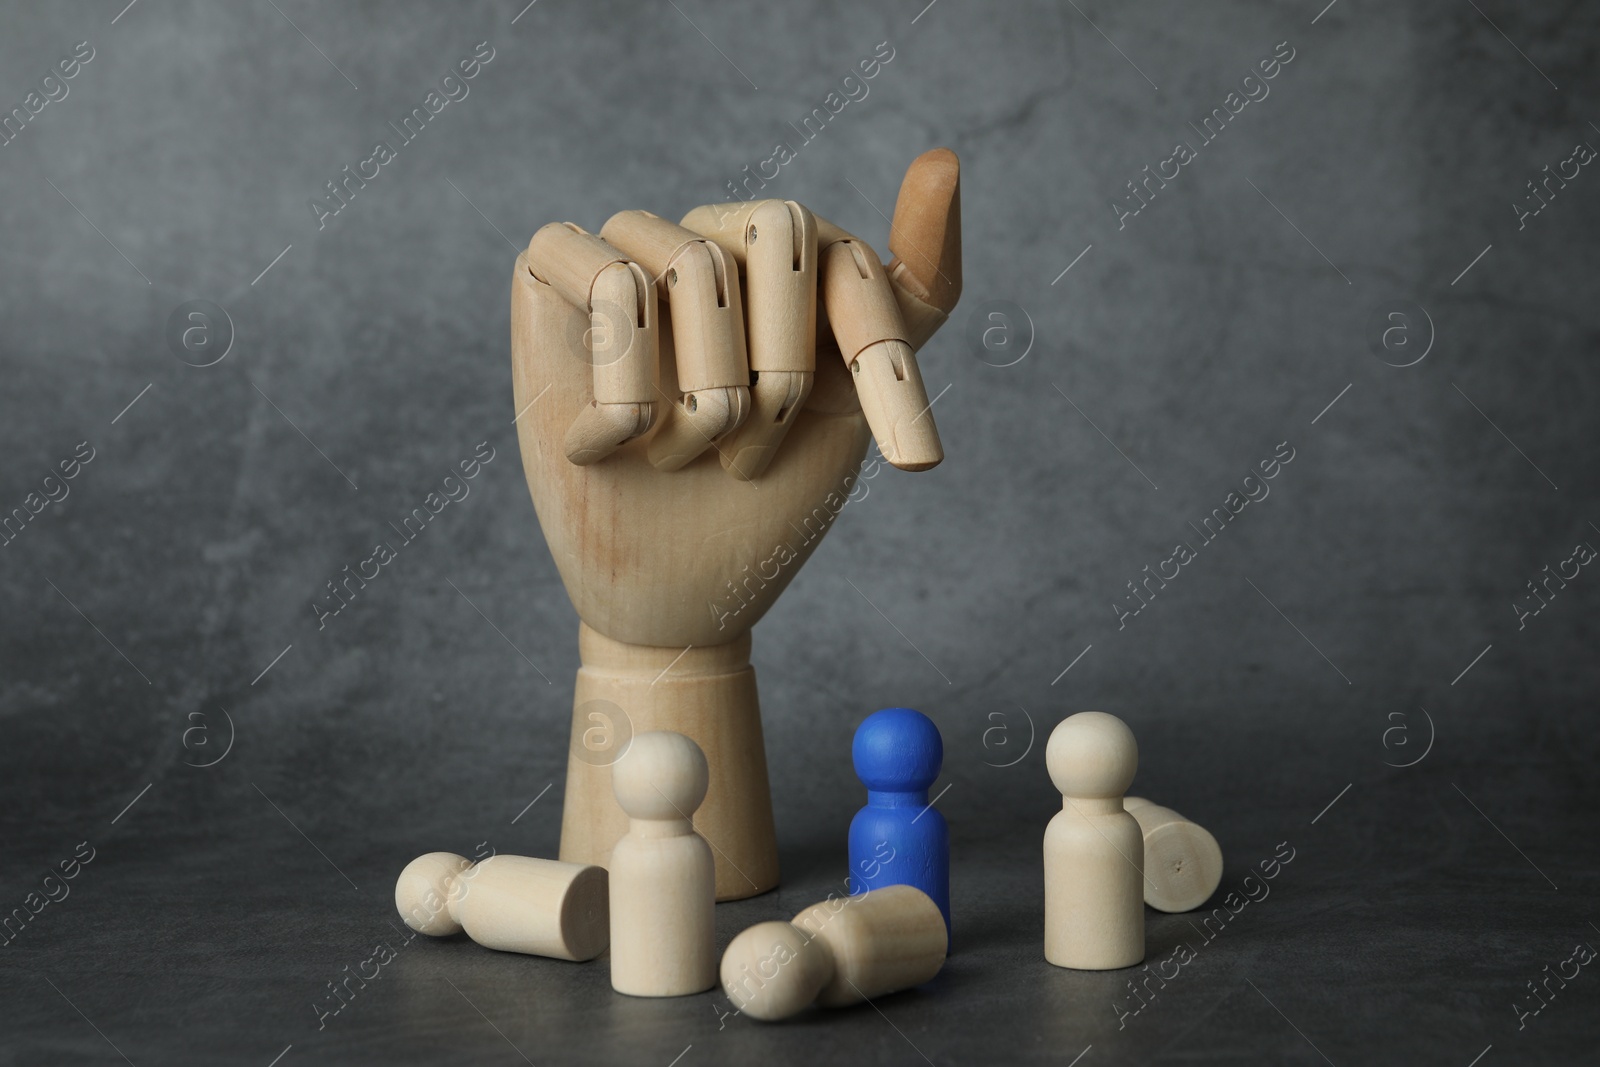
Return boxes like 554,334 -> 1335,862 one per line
609,731 -> 717,996
1044,711 -> 1144,970
848,707 -> 950,938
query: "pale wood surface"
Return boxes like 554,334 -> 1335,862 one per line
1123,796 -> 1224,913
393,852 -> 608,962
720,884 -> 946,1021
512,150 -> 962,902
608,732 -> 718,996
559,626 -> 778,900
1044,712 -> 1145,970
597,210 -> 750,471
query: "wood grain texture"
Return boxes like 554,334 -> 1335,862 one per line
510,151 -> 962,903
560,627 -> 777,900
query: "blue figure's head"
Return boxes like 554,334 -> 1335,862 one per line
852,707 -> 942,792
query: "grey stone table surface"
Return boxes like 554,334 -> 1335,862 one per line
2,1 -> 1597,1064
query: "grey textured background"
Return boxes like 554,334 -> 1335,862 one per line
2,1 -> 1597,1064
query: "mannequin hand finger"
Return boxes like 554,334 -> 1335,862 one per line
526,222 -> 660,465
811,213 -> 941,472
599,211 -> 751,471
885,147 -> 962,351
679,199 -> 819,480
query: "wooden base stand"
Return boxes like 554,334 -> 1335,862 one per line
558,623 -> 779,901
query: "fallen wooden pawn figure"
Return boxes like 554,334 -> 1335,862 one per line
719,884 -> 946,1022
394,851 -> 608,962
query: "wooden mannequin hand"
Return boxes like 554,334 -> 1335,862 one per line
510,149 -> 962,648
509,150 -> 961,896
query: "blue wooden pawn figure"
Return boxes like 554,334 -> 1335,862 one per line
848,707 -> 950,941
